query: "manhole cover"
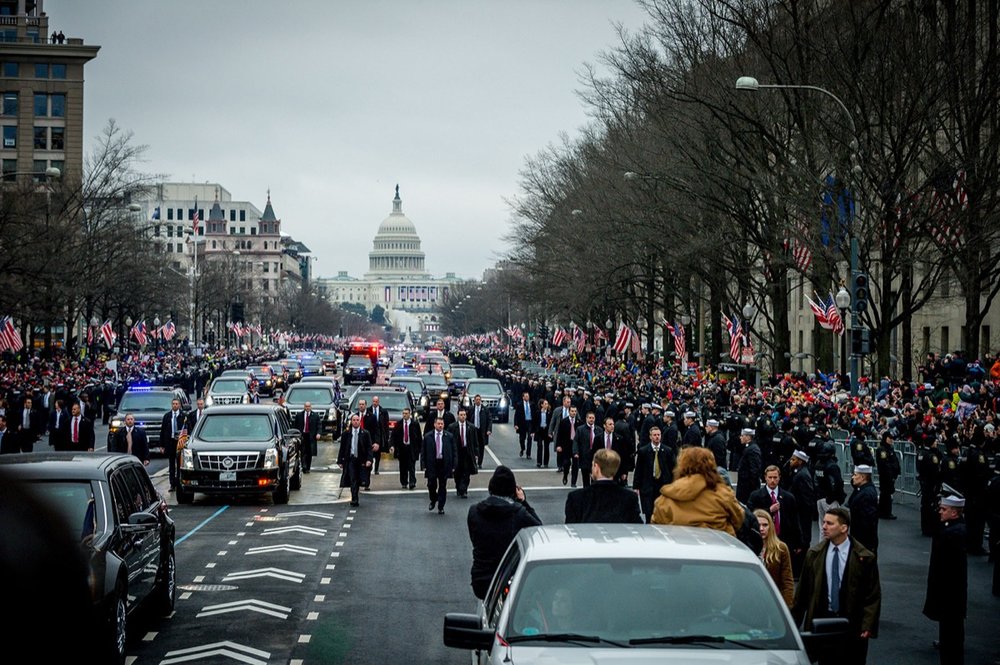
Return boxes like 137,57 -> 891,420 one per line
177,584 -> 238,592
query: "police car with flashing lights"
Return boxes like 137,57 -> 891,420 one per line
108,386 -> 191,455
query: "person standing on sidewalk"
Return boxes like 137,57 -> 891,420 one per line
924,493 -> 968,665
875,431 -> 901,519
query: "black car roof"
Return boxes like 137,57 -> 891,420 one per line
202,404 -> 284,414
0,452 -> 138,480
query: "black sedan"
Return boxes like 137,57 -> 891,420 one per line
0,453 -> 176,665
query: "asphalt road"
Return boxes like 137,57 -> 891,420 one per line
98,389 -> 999,665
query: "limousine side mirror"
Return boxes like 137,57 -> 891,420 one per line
443,613 -> 493,651
125,511 -> 158,528
800,617 -> 850,662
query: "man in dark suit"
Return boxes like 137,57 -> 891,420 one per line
555,405 -> 581,486
293,402 -> 322,473
748,465 -> 802,553
604,416 -> 635,485
47,399 -> 71,451
447,408 -> 478,498
366,396 -> 390,476
109,414 -> 150,465
68,403 -> 94,452
573,411 -> 600,487
424,398 -> 454,437
513,391 -> 535,458
337,413 -> 372,507
422,416 -> 455,514
0,416 -> 13,454
565,448 -> 642,524
846,465 -> 880,554
159,398 -> 184,490
390,407 -> 422,489
13,396 -> 44,453
185,398 -> 206,434
470,394 -> 492,468
785,450 -> 817,557
736,428 -> 763,504
532,399 -> 553,468
633,426 -> 675,523
793,507 -> 881,665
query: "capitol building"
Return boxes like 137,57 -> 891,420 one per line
316,186 -> 464,339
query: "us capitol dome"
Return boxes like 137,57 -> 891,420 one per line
317,185 -> 464,342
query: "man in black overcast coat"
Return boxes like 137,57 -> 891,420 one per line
565,448 -> 642,524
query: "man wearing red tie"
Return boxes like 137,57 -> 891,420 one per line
69,403 -> 94,452
422,417 -> 455,514
748,466 -> 802,555
447,408 -> 479,498
573,411 -> 599,487
293,402 -> 322,473
390,407 -> 422,490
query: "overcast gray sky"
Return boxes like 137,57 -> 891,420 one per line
47,0 -> 648,280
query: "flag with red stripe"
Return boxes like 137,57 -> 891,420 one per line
612,323 -> 632,354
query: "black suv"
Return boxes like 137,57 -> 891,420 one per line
176,404 -> 302,505
109,386 -> 191,455
343,353 -> 377,385
0,453 -> 176,665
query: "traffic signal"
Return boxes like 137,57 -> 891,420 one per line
852,272 -> 869,314
539,324 -> 550,340
852,327 -> 872,355
231,302 -> 245,322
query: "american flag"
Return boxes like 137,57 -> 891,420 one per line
191,197 -> 200,236
806,294 -> 834,330
162,320 -> 176,341
629,326 -> 641,355
0,316 -> 22,352
572,325 -> 586,352
664,320 -> 686,360
130,320 -> 148,346
825,292 -> 845,336
722,313 -> 742,361
86,324 -> 93,346
790,238 -> 812,272
613,323 -> 632,354
593,327 -> 608,342
101,319 -> 116,349
551,327 -> 567,346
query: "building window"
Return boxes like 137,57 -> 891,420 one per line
50,126 -> 64,150
165,243 -> 172,253
33,126 -> 46,149
229,227 -> 235,235
1,158 -> 15,181
2,92 -> 16,115
262,280 -> 269,291
51,64 -> 66,79
198,208 -> 204,220
229,209 -> 236,221
167,208 -> 174,220
176,225 -> 183,236
176,208 -> 182,220
176,243 -> 183,253
941,278 -> 950,297
250,227 -> 256,235
239,210 -> 246,221
50,94 -> 65,117
33,93 -> 47,116
34,63 -> 48,79
263,262 -> 269,273
2,62 -> 16,77
0,30 -> 15,43
2,124 -> 15,148
166,226 -> 173,238
922,327 -> 931,356
941,326 -> 949,353
239,227 -> 245,234
153,225 -> 160,237
32,159 -> 46,180
212,240 -> 217,249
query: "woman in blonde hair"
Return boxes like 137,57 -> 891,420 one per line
754,508 -> 794,607
651,447 -> 744,535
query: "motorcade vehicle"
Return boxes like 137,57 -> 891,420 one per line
277,358 -> 304,385
443,524 -> 847,664
338,385 -> 417,435
219,369 -> 250,378
316,349 -> 340,374
245,365 -> 277,397
342,342 -> 380,385
459,378 -> 509,422
300,357 -> 325,378
387,375 -> 430,416
176,404 -> 302,505
282,382 -> 341,437
0,453 -> 176,665
108,386 -> 191,454
417,372 -> 450,411
205,376 -> 250,406
448,364 -> 478,397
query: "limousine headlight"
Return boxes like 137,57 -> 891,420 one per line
180,448 -> 194,470
263,448 -> 279,470
110,418 -> 124,429
205,396 -> 214,406
326,410 -> 336,421
499,397 -> 509,408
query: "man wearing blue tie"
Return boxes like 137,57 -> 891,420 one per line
422,417 -> 455,514
160,399 -> 184,491
513,392 -> 534,458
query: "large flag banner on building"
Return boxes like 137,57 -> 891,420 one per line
613,323 -> 632,354
101,319 -> 116,349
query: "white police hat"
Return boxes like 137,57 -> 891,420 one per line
741,428 -> 755,436
940,494 -> 966,508
683,411 -> 696,419
706,419 -> 720,427
853,464 -> 873,475
792,450 -> 810,462
665,410 -> 675,418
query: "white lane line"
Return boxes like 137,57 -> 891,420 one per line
126,657 -> 138,665
218,551 -> 227,556
237,532 -> 246,536
205,562 -> 216,568
307,612 -> 319,620
320,577 -> 331,584
330,551 -> 340,557
142,631 -> 157,641
343,523 -> 351,528
314,595 -> 325,602
486,444 -> 502,466
298,635 -> 311,643
339,532 -> 347,537
345,516 -> 354,521
193,575 -> 205,583
335,541 -> 344,547
245,522 -> 254,527
325,564 -> 336,570
228,540 -> 238,546
180,592 -> 192,600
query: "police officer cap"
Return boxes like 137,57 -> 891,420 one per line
625,402 -> 635,408
665,410 -> 675,418
706,419 -> 720,427
940,494 -> 966,508
740,428 -> 755,436
853,464 -> 873,475
881,430 -> 894,442
641,403 -> 651,410
651,403 -> 662,411
683,411 -> 696,419
792,450 -> 810,462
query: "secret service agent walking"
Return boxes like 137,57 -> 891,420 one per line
422,416 -> 455,514
467,466 -> 541,599
793,506 -> 881,665
923,493 -> 967,665
337,414 -> 372,507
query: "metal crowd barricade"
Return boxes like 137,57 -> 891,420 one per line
830,432 -> 918,496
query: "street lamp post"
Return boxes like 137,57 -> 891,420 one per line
736,75 -> 861,395
153,314 -> 161,352
605,318 -> 613,353
835,285 -> 851,380
89,314 -> 99,357
742,303 -> 757,386
680,314 -> 691,366
122,315 -> 132,355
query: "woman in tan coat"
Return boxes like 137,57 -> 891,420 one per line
651,447 -> 744,536
754,509 -> 794,607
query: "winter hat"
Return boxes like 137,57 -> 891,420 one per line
488,466 -> 517,498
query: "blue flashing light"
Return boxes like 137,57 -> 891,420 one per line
130,385 -> 154,392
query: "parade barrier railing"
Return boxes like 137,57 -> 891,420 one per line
830,429 -> 918,496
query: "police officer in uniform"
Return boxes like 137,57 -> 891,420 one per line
850,426 -> 875,467
939,437 -> 964,496
923,493 -> 967,665
876,431 -> 901,519
814,440 -> 846,518
704,419 -> 727,469
918,438 -> 943,536
960,438 -> 990,555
